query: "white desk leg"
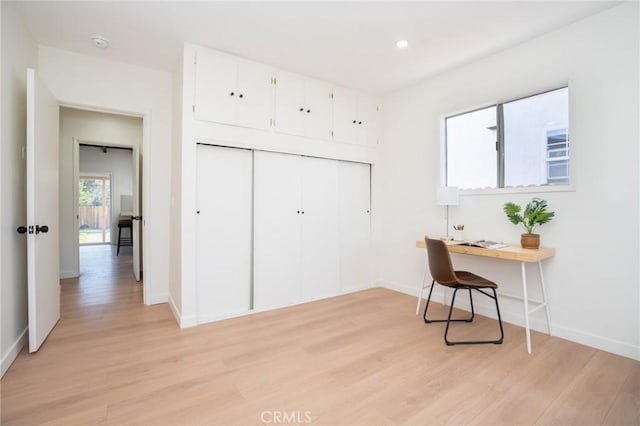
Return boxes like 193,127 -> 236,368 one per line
415,261 -> 429,315
538,260 -> 551,334
521,262 -> 532,354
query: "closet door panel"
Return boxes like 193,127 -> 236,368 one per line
235,61 -> 274,130
331,86 -> 358,144
338,161 -> 372,291
194,51 -> 237,125
196,145 -> 252,322
300,157 -> 340,300
253,151 -> 303,309
304,79 -> 332,140
357,95 -> 379,146
274,71 -> 305,137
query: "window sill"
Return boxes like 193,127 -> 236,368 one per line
460,184 -> 575,196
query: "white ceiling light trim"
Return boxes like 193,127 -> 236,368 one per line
396,39 -> 409,49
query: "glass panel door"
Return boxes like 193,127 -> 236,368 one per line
79,176 -> 111,244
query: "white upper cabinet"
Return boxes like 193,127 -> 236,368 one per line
275,71 -> 332,140
332,86 -> 379,146
194,48 -> 274,130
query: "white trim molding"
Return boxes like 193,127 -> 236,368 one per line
1,327 -> 28,378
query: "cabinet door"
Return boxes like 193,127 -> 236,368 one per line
235,61 -> 275,130
357,95 -> 379,146
194,50 -> 237,125
338,161 -> 372,291
300,157 -> 340,300
303,79 -> 333,140
253,151 -> 303,309
274,70 -> 305,137
196,145 -> 253,322
331,86 -> 359,144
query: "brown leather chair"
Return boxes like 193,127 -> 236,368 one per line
423,236 -> 504,345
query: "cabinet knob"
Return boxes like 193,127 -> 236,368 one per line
352,120 -> 357,124
358,121 -> 362,125
306,109 -> 311,113
230,92 -> 235,96
239,94 -> 244,98
299,107 -> 304,112
297,210 -> 300,214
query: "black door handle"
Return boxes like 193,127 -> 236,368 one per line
17,226 -> 27,234
131,216 -> 142,220
36,225 -> 48,234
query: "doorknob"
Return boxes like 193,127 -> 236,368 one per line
16,226 -> 28,234
35,225 -> 49,234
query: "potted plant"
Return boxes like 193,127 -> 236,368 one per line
503,198 -> 555,249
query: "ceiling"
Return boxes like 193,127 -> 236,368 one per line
14,1 -> 619,95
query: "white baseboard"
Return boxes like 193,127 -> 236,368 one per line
1,327 -> 28,378
59,270 -> 77,279
148,292 -> 168,305
553,324 -> 640,361
377,280 -> 639,361
168,294 -> 197,328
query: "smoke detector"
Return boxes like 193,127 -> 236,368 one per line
91,35 -> 110,48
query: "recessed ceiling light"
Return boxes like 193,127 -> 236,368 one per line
91,35 -> 109,49
396,39 -> 409,49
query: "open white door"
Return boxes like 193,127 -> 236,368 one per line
132,145 -> 141,281
25,68 -> 60,352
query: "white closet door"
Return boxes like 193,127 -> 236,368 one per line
357,95 -> 379,146
303,79 -> 332,140
194,51 -> 237,125
301,157 -> 340,300
274,70 -> 305,137
331,86 -> 358,144
235,61 -> 274,130
253,151 -> 303,309
196,145 -> 252,323
338,161 -> 372,291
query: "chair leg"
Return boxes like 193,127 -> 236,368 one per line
117,226 -> 122,256
444,287 -> 504,346
424,282 -> 473,324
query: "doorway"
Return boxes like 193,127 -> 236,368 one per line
78,175 -> 111,245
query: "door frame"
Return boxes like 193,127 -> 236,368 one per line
65,103 -> 151,305
76,171 -> 113,247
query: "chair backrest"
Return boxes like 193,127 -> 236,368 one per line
425,237 -> 458,286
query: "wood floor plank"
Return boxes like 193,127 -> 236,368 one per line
1,245 -> 637,425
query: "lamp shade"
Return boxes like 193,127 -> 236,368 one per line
436,186 -> 459,206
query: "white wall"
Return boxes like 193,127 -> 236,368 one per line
39,46 -> 172,305
0,1 -> 37,377
59,107 -> 141,277
376,2 -> 639,360
169,52 -> 183,321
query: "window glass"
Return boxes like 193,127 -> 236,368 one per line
445,106 -> 497,189
503,87 -> 569,187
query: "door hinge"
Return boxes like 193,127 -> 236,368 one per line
331,130 -> 334,137
330,92 -> 334,99
376,105 -> 380,112
273,77 -> 277,85
28,225 -> 34,234
193,105 -> 196,113
194,53 -> 197,65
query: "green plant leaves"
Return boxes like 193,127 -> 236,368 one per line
503,198 -> 555,234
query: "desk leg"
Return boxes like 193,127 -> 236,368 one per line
538,260 -> 551,334
415,261 -> 429,315
521,262 -> 532,354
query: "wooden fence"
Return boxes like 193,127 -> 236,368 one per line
79,206 -> 111,229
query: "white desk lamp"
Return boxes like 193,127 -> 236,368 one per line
436,186 -> 459,239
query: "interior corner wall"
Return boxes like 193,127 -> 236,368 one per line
0,1 -> 37,377
38,46 -> 173,305
59,107 -> 142,278
376,2 -> 639,360
169,52 -> 184,323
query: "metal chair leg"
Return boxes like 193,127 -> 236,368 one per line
444,287 -> 504,346
424,282 -> 473,324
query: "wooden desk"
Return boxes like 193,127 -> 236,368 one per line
415,239 -> 555,354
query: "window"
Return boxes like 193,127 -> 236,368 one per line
446,87 -> 569,189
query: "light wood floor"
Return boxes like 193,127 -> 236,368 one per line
1,246 -> 638,425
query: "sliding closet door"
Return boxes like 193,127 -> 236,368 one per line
301,157 -> 340,300
196,145 -> 253,323
253,151 -> 303,309
339,161 -> 372,291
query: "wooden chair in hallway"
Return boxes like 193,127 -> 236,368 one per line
117,219 -> 133,255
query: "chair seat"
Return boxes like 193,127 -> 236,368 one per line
453,271 -> 498,289
118,219 -> 132,228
